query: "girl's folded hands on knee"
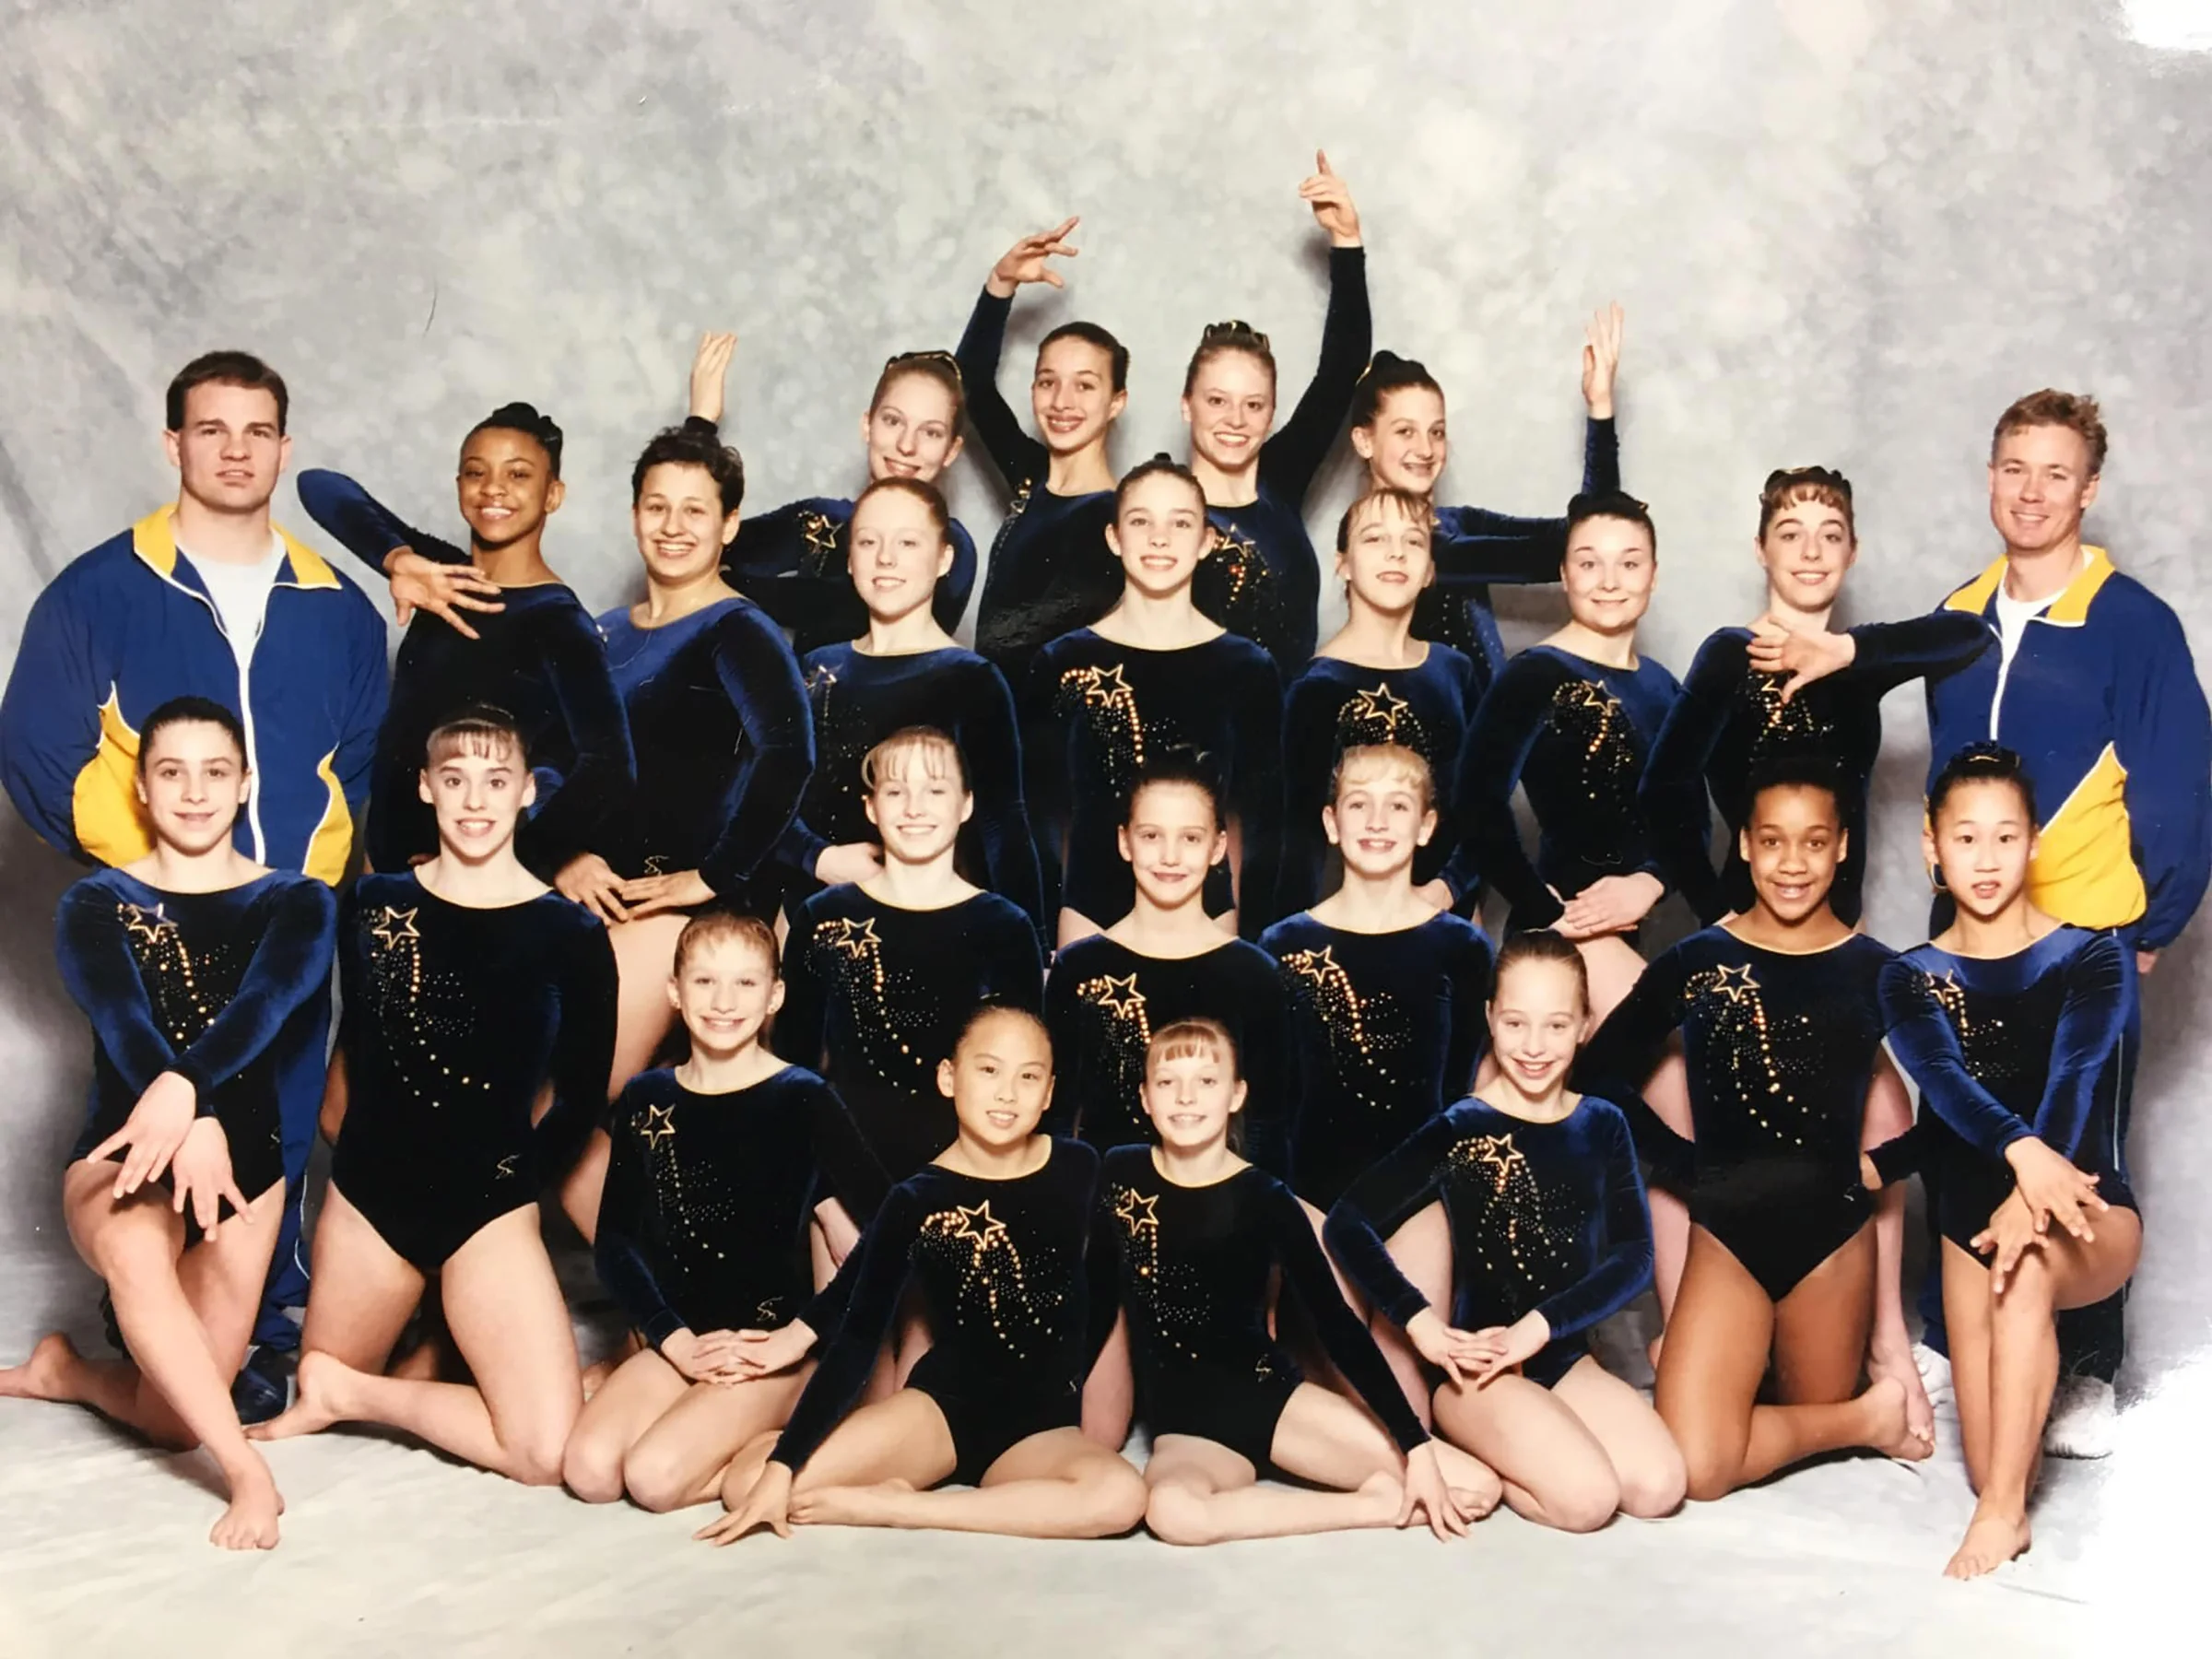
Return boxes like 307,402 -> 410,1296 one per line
2002,1136 -> 2106,1242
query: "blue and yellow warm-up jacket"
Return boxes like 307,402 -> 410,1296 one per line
0,505 -> 389,884
1925,546 -> 2212,951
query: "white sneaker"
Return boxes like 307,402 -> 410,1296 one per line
1912,1341 -> 1954,1406
2044,1375 -> 2117,1459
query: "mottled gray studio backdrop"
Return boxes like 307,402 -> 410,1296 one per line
1,2 -> 2206,1377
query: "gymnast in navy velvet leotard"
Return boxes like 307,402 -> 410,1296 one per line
1326,1093 -> 1653,1387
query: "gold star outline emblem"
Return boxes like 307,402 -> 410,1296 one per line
1086,973 -> 1147,1019
369,906 -> 420,951
119,902 -> 177,946
1113,1187 -> 1159,1236
1711,963 -> 1759,1005
641,1103 -> 677,1148
1348,684 -> 1410,735
948,1200 -> 1010,1253
822,917 -> 881,958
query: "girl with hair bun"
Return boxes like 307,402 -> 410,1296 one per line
1176,151 -> 1369,673
297,400 -> 632,880
1347,306 -> 1624,694
1867,743 -> 2138,1579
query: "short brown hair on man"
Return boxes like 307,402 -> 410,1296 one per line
166,350 -> 289,435
1992,389 -> 2107,477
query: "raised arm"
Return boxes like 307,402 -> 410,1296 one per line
295,468 -> 503,640
1268,1181 -> 1429,1452
1258,156 -> 1369,500
953,220 -> 1079,488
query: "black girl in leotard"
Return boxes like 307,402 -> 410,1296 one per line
780,477 -> 1043,934
778,728 -> 1043,1184
296,404 -> 632,880
687,333 -> 982,653
1572,761 -> 1932,1500
1347,308 -> 1623,692
563,912 -> 886,1515
1641,465 -> 1986,926
1866,745 -> 2136,1579
1280,488 -> 1485,916
1025,457 -> 1282,944
956,218 -> 1129,691
699,1006 -> 1147,1545
1096,1019 -> 1476,1544
578,417 -> 813,1119
1044,751 -> 1295,1178
0,699 -> 335,1551
254,706 -> 617,1488
1449,490 -> 1686,1025
1262,743 -> 1492,1211
1327,932 -> 1684,1533
1177,152 -> 1369,673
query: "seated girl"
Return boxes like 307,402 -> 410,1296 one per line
1870,744 -> 2138,1577
253,706 -> 618,1485
1328,932 -> 1684,1532
562,912 -> 885,1512
1099,1018 -> 1477,1543
698,1005 -> 1147,1543
1,697 -> 336,1548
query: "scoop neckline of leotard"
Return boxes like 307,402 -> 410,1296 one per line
397,869 -> 557,913
1297,908 -> 1459,941
1530,641 -> 1642,675
1715,923 -> 1861,957
1144,1145 -> 1256,1192
1315,640 -> 1434,674
1916,919 -> 2077,964
1080,625 -> 1231,655
1095,931 -> 1242,963
112,865 -> 286,901
669,1061 -> 802,1099
1467,1090 -> 1589,1130
620,593 -> 744,633
930,1135 -> 1059,1183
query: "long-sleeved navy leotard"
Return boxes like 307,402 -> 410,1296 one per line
330,872 -> 618,1270
1095,1145 -> 1427,1469
1449,643 -> 1685,930
59,868 -> 337,1215
595,594 -> 812,914
1259,911 -> 1494,1209
1414,418 -> 1621,690
298,469 -> 634,880
1573,927 -> 1893,1303
780,643 -> 1042,931
1641,614 -> 1987,925
1875,927 -> 2135,1252
593,1065 -> 888,1348
776,884 -> 1043,1182
1325,1094 -> 1653,1387
954,290 -> 1124,691
1279,644 -> 1485,912
1042,934 -> 1296,1179
1193,247 -> 1370,673
772,1137 -> 1101,1486
1024,629 -> 1283,935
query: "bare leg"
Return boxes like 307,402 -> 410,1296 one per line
290,1183 -> 426,1374
557,1130 -> 610,1245
562,1346 -> 690,1502
1143,1388 -> 1404,1545
7,1166 -> 288,1547
1081,1310 -> 1135,1449
799,1421 -> 1147,1539
1373,1200 -> 1453,1430
1947,1209 -> 2140,1579
621,1364 -> 814,1512
1860,1053 -> 1931,1443
1549,1357 -> 1687,1518
260,1204 -> 581,1484
1434,1369 -> 1625,1533
1943,1241 -> 1996,1490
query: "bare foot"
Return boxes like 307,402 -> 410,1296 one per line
1428,1439 -> 1503,1521
209,1459 -> 284,1550
792,1477 -> 916,1528
1945,1505 -> 2030,1579
0,1333 -> 78,1401
249,1350 -> 350,1441
1869,1346 -> 1936,1450
1861,1376 -> 1932,1463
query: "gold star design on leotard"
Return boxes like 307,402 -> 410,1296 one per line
1468,1134 -> 1524,1182
1710,963 -> 1759,1004
807,663 -> 839,696
949,1201 -> 1010,1253
822,917 -> 881,958
641,1103 -> 677,1148
1113,1188 -> 1159,1236
1090,974 -> 1147,1019
1348,684 -> 1411,737
369,906 -> 420,951
120,902 -> 177,946
1081,665 -> 1134,706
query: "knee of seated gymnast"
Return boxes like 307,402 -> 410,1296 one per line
560,1436 -> 629,1504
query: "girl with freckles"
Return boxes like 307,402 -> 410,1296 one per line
686,333 -> 983,653
957,218 -> 1131,691
1175,151 -> 1369,673
1865,745 -> 2138,1579
1024,456 -> 1284,946
697,1006 -> 1147,1545
1328,932 -> 1685,1533
1573,762 -> 1933,1501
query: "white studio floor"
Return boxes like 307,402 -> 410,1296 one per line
0,1241 -> 2184,1659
